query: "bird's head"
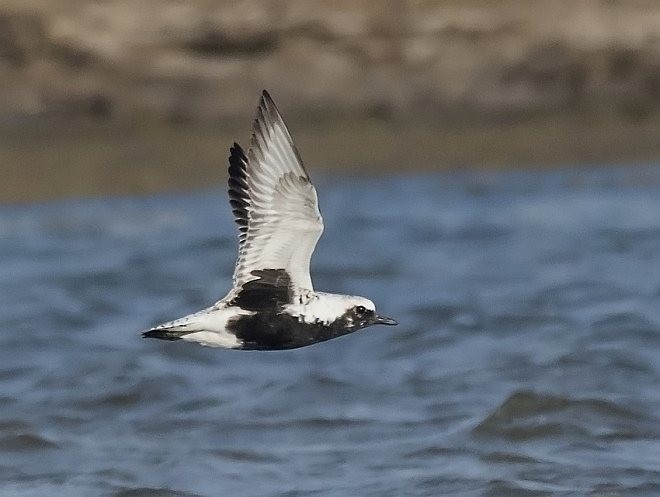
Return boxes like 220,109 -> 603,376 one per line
342,296 -> 398,331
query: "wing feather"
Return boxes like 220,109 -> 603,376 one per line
227,142 -> 249,238
226,91 -> 324,299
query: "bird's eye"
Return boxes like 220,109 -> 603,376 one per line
355,305 -> 367,314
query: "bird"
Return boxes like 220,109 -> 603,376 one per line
142,90 -> 397,350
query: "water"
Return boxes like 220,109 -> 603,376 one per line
2,165 -> 660,496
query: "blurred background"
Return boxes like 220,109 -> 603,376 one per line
0,0 -> 659,201
3,2 -> 660,497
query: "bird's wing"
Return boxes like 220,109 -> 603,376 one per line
226,90 -> 324,300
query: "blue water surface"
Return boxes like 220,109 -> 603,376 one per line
1,165 -> 660,496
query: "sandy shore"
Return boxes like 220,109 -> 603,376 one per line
3,110 -> 660,203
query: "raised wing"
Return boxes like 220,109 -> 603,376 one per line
226,91 -> 324,298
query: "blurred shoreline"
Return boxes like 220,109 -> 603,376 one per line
3,112 -> 660,203
0,0 -> 659,202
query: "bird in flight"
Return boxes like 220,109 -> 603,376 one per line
143,91 -> 397,350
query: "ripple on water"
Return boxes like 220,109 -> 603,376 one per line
531,281 -> 635,312
0,419 -> 31,434
473,390 -> 657,441
479,452 -> 540,464
554,348 -> 655,383
487,313 -> 570,335
0,419 -> 58,452
410,303 -> 484,329
113,488 -> 205,497
486,479 -> 555,497
0,433 -> 59,451
209,449 -> 283,464
403,445 -> 470,460
590,312 -> 660,346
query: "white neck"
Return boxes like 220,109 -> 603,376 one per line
285,291 -> 372,325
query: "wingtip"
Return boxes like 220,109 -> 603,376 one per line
250,88 -> 310,181
259,90 -> 271,110
259,90 -> 279,117
230,142 -> 244,156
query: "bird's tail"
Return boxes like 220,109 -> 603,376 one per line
142,327 -> 190,340
141,310 -> 208,341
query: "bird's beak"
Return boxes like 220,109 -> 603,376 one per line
374,314 -> 398,326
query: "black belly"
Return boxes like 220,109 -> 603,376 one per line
227,311 -> 351,350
